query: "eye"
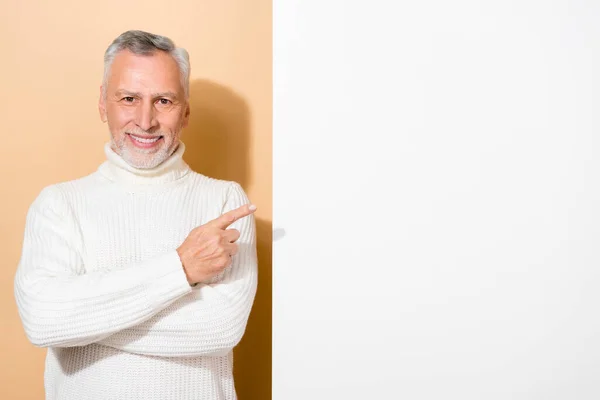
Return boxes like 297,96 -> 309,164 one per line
157,98 -> 172,106
122,96 -> 135,102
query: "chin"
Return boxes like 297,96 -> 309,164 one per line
120,144 -> 170,169
110,133 -> 180,168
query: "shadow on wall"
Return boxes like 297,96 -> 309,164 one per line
182,79 -> 272,400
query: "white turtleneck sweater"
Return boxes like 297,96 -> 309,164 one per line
14,142 -> 258,400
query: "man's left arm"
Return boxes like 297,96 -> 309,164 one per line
98,182 -> 258,357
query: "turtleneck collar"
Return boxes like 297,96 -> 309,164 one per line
98,141 -> 191,186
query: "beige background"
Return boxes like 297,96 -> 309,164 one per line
0,1 -> 271,399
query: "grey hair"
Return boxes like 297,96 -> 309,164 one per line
102,30 -> 190,98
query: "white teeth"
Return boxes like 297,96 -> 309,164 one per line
130,135 -> 161,144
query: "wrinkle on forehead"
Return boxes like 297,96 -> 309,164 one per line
107,50 -> 184,97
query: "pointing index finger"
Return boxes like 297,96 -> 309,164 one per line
209,204 -> 257,229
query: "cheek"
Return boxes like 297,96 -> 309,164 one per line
159,111 -> 187,133
107,105 -> 135,132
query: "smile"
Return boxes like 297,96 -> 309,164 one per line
127,134 -> 163,144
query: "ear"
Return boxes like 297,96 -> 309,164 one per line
98,85 -> 107,123
182,102 -> 191,128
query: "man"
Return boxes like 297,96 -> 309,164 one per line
14,30 -> 258,400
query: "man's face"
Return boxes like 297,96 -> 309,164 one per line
99,50 -> 190,169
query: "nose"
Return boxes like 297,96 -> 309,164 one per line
135,100 -> 158,131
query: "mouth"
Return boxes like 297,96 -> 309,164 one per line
126,133 -> 163,144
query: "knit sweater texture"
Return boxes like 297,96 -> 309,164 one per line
14,141 -> 258,400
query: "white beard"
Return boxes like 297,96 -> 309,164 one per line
110,130 -> 179,169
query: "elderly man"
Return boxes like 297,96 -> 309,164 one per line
14,30 -> 258,400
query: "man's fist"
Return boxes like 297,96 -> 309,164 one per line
177,204 -> 257,285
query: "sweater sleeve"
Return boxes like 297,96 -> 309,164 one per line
13,185 -> 193,348
97,182 -> 259,357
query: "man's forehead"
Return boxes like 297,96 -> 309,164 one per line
108,50 -> 183,92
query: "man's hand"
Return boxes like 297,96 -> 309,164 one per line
177,204 -> 257,285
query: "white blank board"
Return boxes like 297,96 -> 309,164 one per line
273,1 -> 600,399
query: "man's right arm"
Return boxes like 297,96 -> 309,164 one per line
13,185 -> 193,348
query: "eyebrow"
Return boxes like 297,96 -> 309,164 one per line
114,90 -> 179,99
153,91 -> 179,99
